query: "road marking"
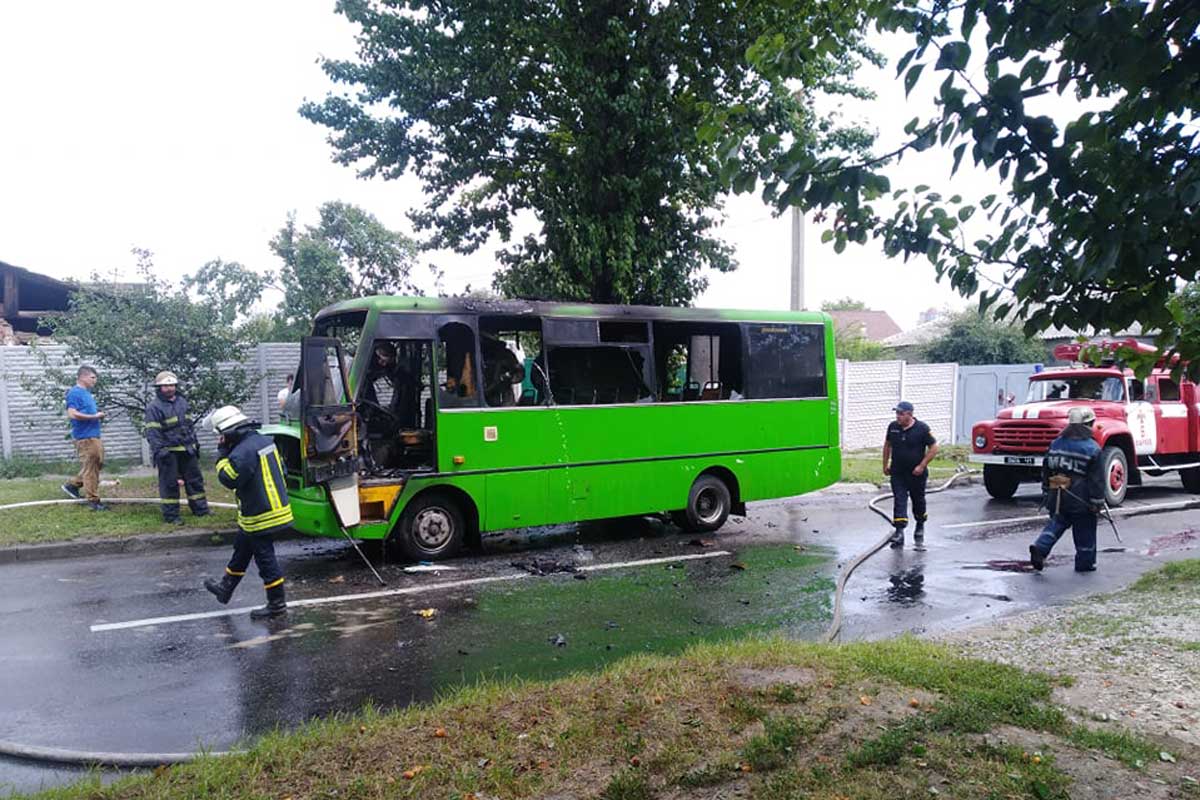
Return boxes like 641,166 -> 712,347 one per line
941,498 -> 1200,530
90,551 -> 734,632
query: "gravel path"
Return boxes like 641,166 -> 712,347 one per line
938,579 -> 1200,750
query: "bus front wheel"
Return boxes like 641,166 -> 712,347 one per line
390,491 -> 465,562
673,475 -> 732,533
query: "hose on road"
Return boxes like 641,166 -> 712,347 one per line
0,498 -> 236,511
821,466 -> 975,643
0,739 -> 230,768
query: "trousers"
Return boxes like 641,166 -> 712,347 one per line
890,469 -> 928,529
226,529 -> 285,587
1032,511 -> 1097,571
156,450 -> 209,520
69,438 -> 104,503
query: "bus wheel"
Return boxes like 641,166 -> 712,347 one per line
1100,446 -> 1128,507
1180,466 -> 1200,494
391,492 -> 465,562
982,465 -> 1020,500
676,475 -> 731,533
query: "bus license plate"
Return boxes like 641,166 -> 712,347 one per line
1004,456 -> 1037,465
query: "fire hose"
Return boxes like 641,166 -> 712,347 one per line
822,466 -> 975,643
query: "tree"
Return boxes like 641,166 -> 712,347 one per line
301,0 -> 880,306
822,297 -> 869,312
920,310 -> 1045,365
30,250 -> 265,429
836,329 -> 891,361
270,202 -> 419,338
717,0 -> 1199,375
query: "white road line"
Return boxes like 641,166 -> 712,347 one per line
90,550 -> 734,633
941,499 -> 1200,530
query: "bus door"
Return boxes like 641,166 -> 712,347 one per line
299,336 -> 361,527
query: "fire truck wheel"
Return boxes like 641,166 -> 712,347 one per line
1100,446 -> 1128,507
1181,467 -> 1200,494
982,465 -> 1020,500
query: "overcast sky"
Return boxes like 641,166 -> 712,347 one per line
0,2 -> 1006,330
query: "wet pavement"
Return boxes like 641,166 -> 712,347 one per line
2,475 -> 1198,795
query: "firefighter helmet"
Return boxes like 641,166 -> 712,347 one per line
153,370 -> 179,386
1068,407 -> 1096,425
206,405 -> 250,434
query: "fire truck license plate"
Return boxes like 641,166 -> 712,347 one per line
1004,456 -> 1037,465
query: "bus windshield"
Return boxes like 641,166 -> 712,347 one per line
1026,375 -> 1125,403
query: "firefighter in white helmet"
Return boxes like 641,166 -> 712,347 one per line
144,370 -> 209,524
202,405 -> 293,619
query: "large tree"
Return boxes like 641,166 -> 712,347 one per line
920,309 -> 1045,365
270,201 -> 419,337
301,0 -> 879,306
719,0 -> 1200,375
31,250 -> 266,428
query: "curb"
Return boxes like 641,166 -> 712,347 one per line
0,528 -> 303,565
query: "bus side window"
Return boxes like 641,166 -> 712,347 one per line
652,322 -> 743,401
437,322 -> 479,408
744,324 -> 827,399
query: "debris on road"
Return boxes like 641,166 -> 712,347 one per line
512,557 -> 579,575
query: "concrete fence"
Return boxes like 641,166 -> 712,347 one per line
0,343 -> 300,463
0,344 -> 1029,463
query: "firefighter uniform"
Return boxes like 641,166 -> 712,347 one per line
144,372 -> 209,523
884,401 -> 938,546
1029,408 -> 1104,572
203,405 -> 293,619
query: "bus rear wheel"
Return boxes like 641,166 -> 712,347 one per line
390,491 -> 465,562
673,475 -> 732,534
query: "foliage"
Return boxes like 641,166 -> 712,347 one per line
718,0 -> 1200,376
301,0 -> 880,306
270,202 -> 419,338
30,249 -> 263,428
822,297 -> 869,311
920,310 -> 1045,365
835,328 -> 890,361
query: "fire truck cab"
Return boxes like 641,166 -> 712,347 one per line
969,339 -> 1200,506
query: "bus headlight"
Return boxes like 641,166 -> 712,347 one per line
974,434 -> 987,449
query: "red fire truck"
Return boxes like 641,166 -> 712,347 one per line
970,339 -> 1200,506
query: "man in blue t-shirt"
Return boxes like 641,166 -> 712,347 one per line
61,365 -> 109,511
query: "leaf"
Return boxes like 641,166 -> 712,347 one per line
951,143 -> 968,175
904,63 -> 925,97
935,42 -> 971,71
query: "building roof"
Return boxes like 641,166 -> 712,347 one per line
827,310 -> 902,341
881,316 -> 1148,349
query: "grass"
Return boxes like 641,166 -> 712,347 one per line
841,444 -> 971,486
21,635 -> 1171,800
0,474 -> 237,545
1130,558 -> 1200,592
0,455 -> 139,479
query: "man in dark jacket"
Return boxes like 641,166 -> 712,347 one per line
144,370 -> 209,524
202,405 -> 293,619
1029,407 -> 1105,572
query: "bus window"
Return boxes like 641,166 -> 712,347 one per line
744,324 -> 826,399
652,322 -> 743,401
437,322 -> 479,409
547,346 -> 653,405
480,315 -> 543,407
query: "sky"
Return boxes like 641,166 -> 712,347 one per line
0,2 -> 1004,331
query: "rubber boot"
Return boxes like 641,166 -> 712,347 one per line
250,584 -> 287,619
913,521 -> 925,542
888,525 -> 904,548
204,573 -> 241,605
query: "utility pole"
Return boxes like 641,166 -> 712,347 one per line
790,206 -> 805,311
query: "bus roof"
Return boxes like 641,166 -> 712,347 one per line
315,295 -> 832,326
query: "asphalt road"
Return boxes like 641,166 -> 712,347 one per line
2,475 -> 1197,796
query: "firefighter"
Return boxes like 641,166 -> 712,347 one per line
144,371 -> 209,524
882,400 -> 939,548
1029,407 -> 1104,572
202,405 -> 293,619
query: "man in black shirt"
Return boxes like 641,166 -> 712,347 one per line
882,401 -> 939,548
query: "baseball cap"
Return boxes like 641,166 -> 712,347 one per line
893,401 -> 914,413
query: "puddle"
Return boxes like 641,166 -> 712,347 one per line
885,567 -> 925,605
426,543 -> 835,690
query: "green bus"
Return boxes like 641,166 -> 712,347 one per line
266,296 -> 840,561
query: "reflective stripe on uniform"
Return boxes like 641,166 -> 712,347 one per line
163,416 -> 179,425
167,445 -> 186,451
217,458 -> 238,481
226,567 -> 245,577
239,506 -> 294,532
187,492 -> 206,500
260,450 -> 282,512
263,577 -> 285,589
144,421 -> 162,429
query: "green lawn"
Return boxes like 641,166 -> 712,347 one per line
0,475 -> 237,546
841,444 -> 972,486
